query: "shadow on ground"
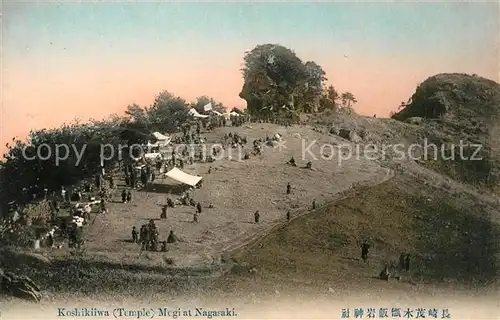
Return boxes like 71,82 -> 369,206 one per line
0,249 -> 227,296
140,182 -> 190,195
1,175 -> 498,299
225,175 -> 500,289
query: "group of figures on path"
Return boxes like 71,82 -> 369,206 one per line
360,240 -> 411,281
131,219 -> 179,253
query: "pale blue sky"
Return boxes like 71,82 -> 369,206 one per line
4,2 -> 498,61
2,1 -> 499,147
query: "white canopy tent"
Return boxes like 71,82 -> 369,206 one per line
188,108 -> 209,119
230,111 -> 241,116
211,110 -> 223,116
145,141 -> 159,148
165,167 -> 202,187
152,132 -> 168,140
152,132 -> 171,145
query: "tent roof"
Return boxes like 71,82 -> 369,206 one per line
145,141 -> 159,147
152,132 -> 169,140
165,167 -> 202,187
188,108 -> 209,118
144,153 -> 162,159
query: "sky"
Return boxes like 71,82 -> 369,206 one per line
2,1 -> 499,150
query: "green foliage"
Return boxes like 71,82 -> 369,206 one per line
0,89 -> 191,214
239,44 -> 328,119
1,120 -> 117,202
124,91 -> 189,134
231,107 -> 243,114
149,91 -> 188,133
22,200 -> 52,225
125,104 -> 149,125
340,92 -> 357,108
319,85 -> 339,112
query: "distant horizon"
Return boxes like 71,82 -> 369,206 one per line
3,2 -> 499,149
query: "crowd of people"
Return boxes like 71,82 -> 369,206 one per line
1,111 -> 413,304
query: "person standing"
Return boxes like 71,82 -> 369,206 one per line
132,226 -> 138,243
404,254 -> 410,272
361,240 -> 370,262
60,186 -> 66,202
399,253 -> 406,270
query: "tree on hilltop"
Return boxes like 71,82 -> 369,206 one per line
148,90 -> 188,133
341,92 -> 357,108
125,104 -> 149,124
300,61 -> 327,112
319,85 -> 340,112
327,85 -> 340,105
239,44 -> 327,119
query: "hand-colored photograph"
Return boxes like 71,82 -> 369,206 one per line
1,1 -> 499,319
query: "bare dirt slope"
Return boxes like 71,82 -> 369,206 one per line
81,123 -> 392,267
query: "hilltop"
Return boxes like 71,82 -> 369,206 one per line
305,73 -> 500,194
393,73 -> 500,192
393,73 -> 500,124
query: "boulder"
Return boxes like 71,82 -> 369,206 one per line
338,128 -> 351,140
329,126 -> 339,135
406,117 -> 423,125
338,128 -> 362,143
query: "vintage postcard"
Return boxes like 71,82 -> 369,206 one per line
1,1 -> 499,319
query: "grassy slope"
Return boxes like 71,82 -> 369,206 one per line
211,174 -> 500,298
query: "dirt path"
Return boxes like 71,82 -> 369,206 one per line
221,167 -> 394,255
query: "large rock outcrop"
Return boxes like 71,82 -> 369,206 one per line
393,73 -> 500,125
393,73 -> 500,192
